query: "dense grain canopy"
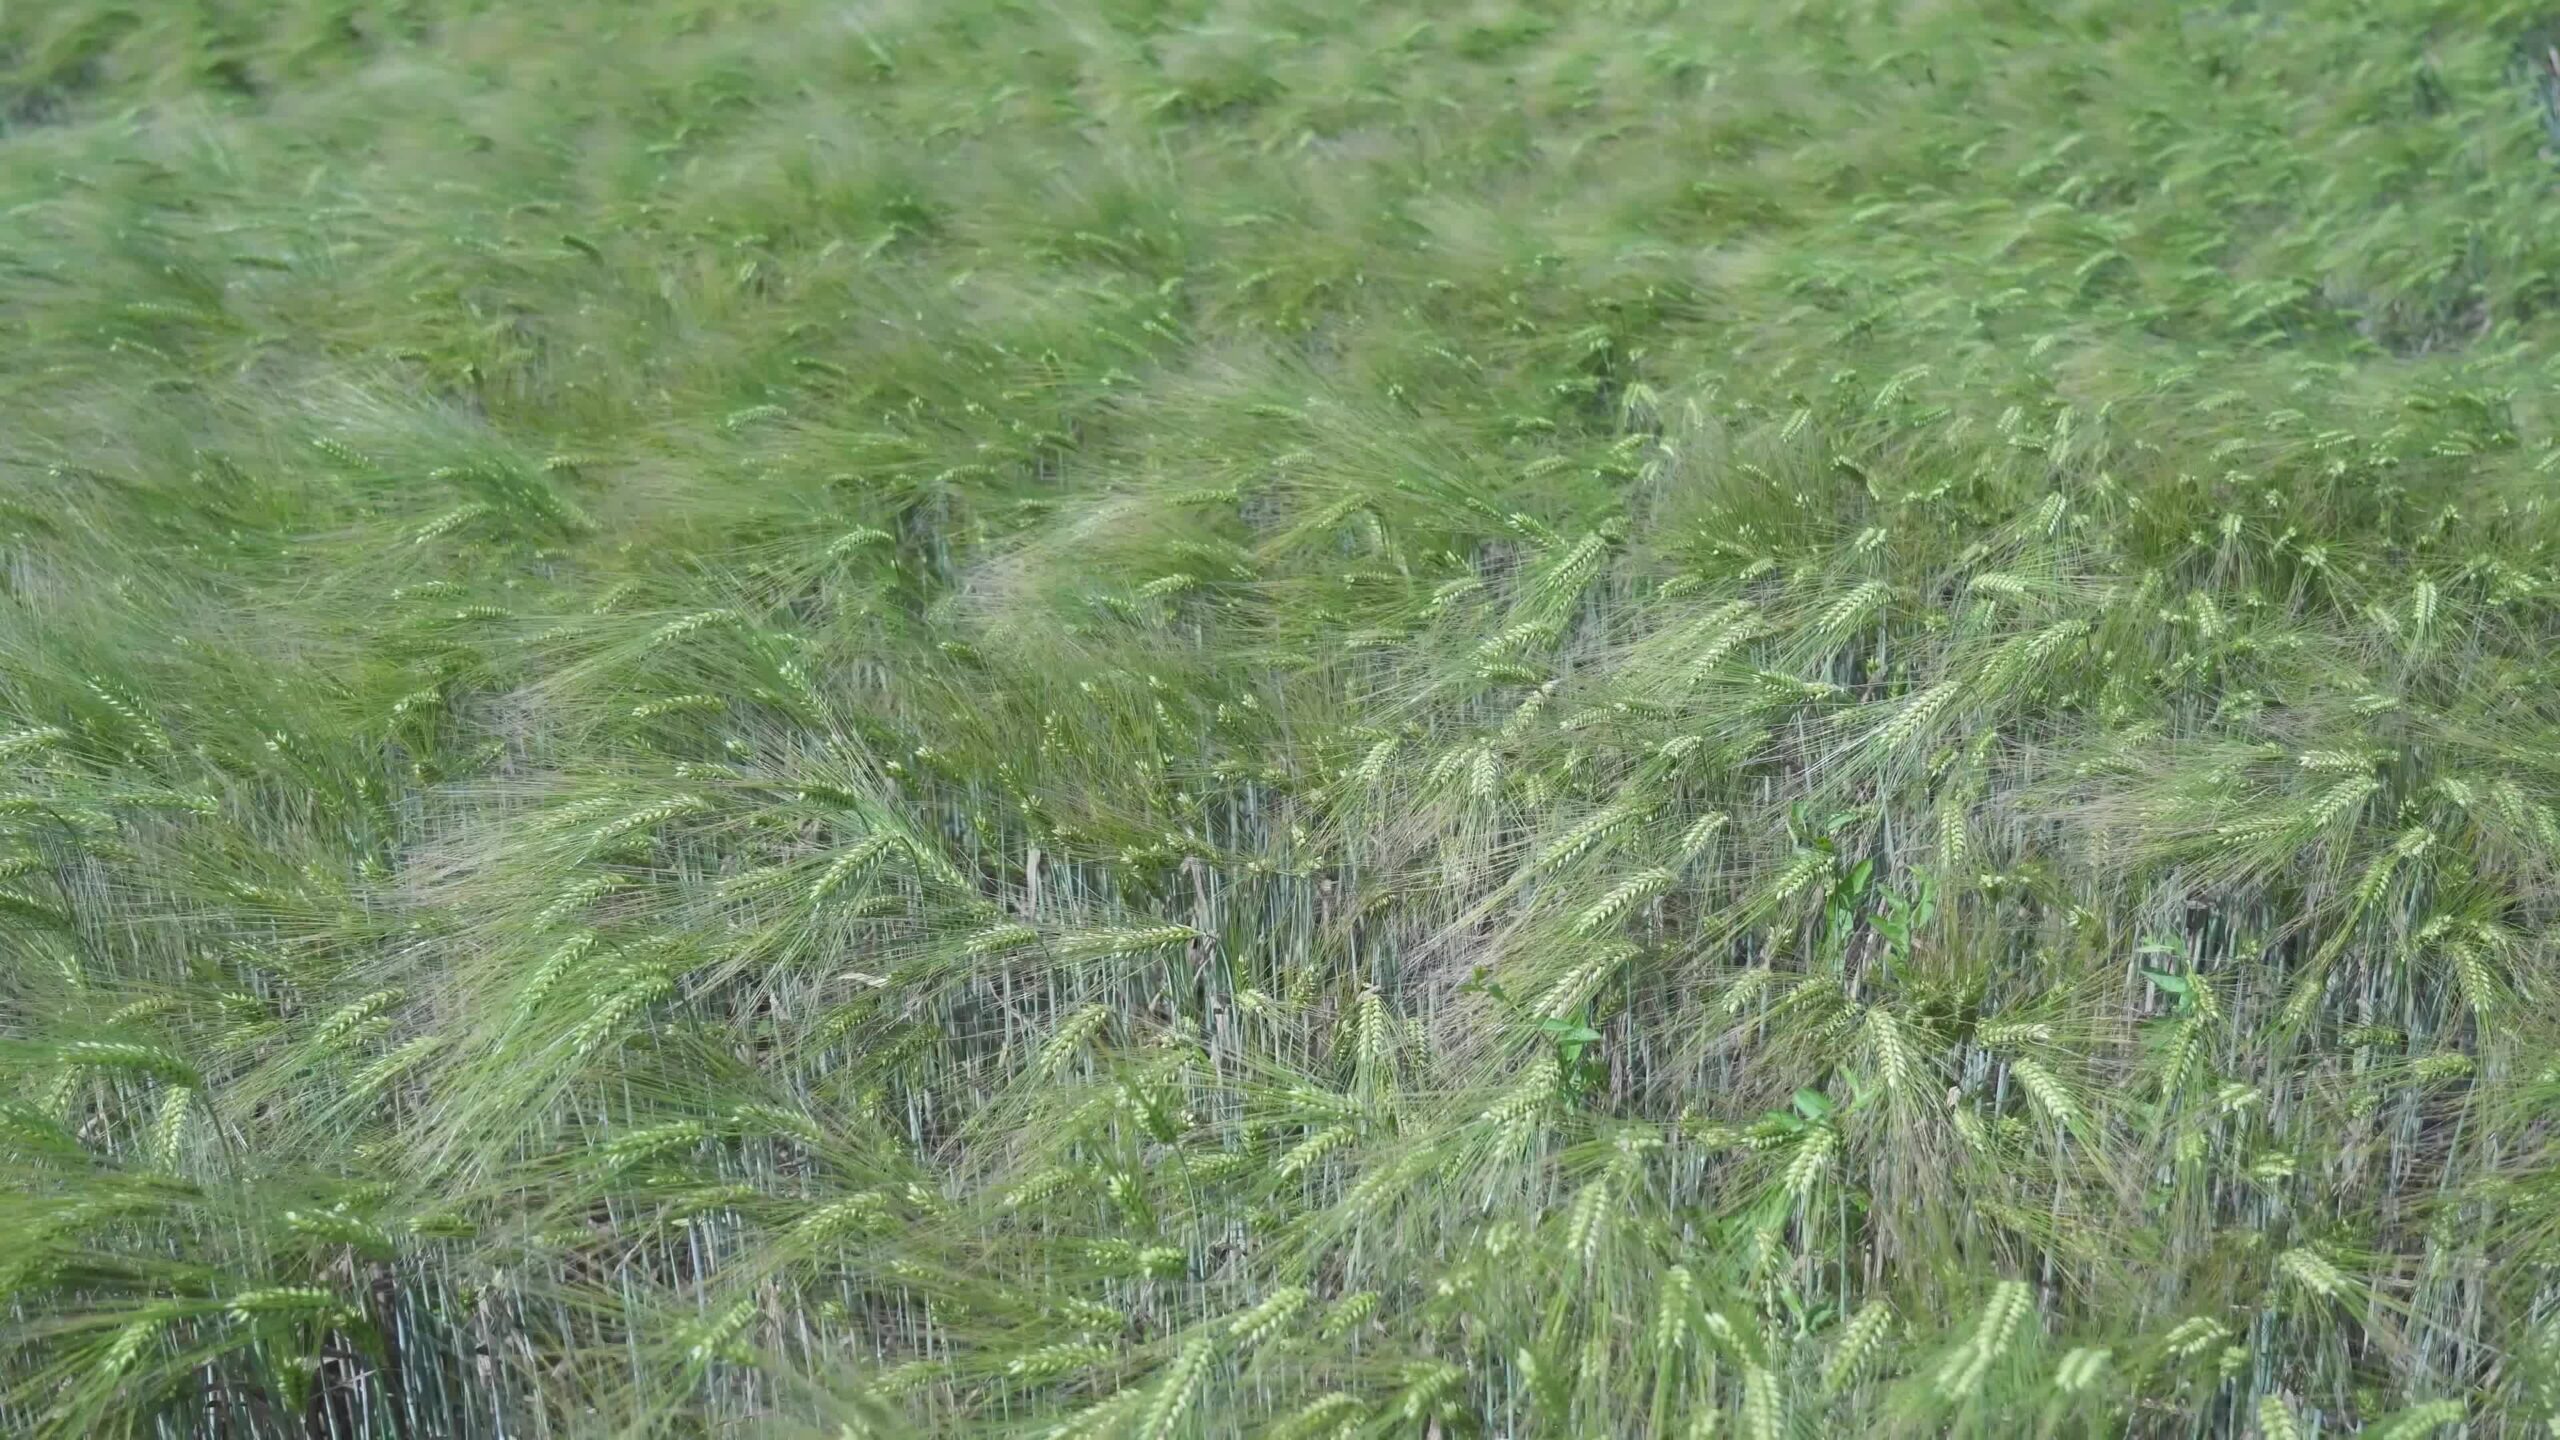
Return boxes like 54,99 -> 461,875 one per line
4,1 -> 2560,1436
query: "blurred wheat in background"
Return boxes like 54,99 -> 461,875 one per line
5,1 -> 2560,1435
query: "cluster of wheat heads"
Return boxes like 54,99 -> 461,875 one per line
8,0 -> 2560,1435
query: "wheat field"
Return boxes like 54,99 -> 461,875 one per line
5,2 -> 2560,1436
